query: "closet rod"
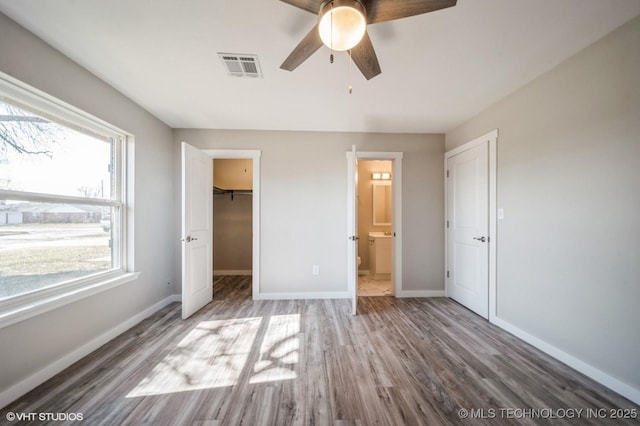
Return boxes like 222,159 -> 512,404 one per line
212,186 -> 252,200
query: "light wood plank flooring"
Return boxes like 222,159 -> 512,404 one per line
3,276 -> 638,425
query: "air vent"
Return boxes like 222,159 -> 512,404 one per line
218,53 -> 263,78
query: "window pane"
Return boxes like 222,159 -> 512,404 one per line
0,100 -> 114,199
0,201 -> 115,300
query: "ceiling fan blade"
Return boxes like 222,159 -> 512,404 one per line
281,24 -> 324,71
280,0 -> 323,14
365,0 -> 457,24
350,31 -> 381,80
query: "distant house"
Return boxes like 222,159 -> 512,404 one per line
0,203 -> 104,225
0,210 -> 22,225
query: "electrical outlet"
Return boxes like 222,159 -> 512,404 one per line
312,265 -> 320,276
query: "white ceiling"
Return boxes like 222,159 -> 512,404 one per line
1,0 -> 639,134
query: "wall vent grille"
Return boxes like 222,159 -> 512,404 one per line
218,53 -> 263,78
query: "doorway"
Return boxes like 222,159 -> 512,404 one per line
213,159 -> 253,277
204,150 -> 261,300
357,160 -> 393,296
347,150 -> 403,311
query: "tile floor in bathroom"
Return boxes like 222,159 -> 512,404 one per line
357,275 -> 392,296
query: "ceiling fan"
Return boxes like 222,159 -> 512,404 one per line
280,0 -> 457,80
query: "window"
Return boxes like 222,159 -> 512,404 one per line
0,73 -> 135,326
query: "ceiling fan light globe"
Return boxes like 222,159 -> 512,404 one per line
318,3 -> 366,51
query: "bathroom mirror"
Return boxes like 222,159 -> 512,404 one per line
372,181 -> 392,226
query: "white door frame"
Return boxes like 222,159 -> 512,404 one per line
355,151 -> 403,297
444,130 -> 497,321
203,149 -> 261,299
347,147 -> 358,315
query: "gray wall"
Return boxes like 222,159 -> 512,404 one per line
447,17 -> 640,391
173,130 -> 445,295
0,12 -> 175,399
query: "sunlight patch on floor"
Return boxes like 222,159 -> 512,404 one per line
250,314 -> 300,384
127,317 -> 262,397
127,314 -> 301,397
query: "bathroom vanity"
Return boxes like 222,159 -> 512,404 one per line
368,232 -> 392,279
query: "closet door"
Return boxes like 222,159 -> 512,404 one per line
446,141 -> 489,318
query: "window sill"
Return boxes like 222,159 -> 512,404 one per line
0,271 -> 140,330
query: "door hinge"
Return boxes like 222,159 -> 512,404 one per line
446,170 -> 449,178
446,270 -> 450,278
446,220 -> 449,229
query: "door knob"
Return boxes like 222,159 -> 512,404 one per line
473,236 -> 487,243
183,235 -> 198,242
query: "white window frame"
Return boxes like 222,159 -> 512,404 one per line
0,72 -> 138,329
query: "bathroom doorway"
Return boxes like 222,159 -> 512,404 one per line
357,159 -> 394,296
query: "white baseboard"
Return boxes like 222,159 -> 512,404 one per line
254,289 -> 446,299
0,295 -> 178,409
254,291 -> 349,300
396,290 -> 446,298
213,270 -> 252,276
255,290 -> 446,299
492,317 -> 640,405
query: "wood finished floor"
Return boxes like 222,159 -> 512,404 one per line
3,276 -> 638,425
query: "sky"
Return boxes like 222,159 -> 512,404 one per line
0,101 -> 112,200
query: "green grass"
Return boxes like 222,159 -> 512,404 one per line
0,245 -> 111,299
1,246 -> 110,275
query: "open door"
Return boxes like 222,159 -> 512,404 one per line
346,146 -> 358,315
181,142 -> 213,319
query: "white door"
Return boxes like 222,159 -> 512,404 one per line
446,141 -> 489,318
181,142 -> 213,319
346,147 -> 358,315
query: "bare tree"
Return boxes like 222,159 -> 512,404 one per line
0,102 -> 56,162
77,185 -> 102,198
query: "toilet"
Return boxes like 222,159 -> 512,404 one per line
357,256 -> 367,276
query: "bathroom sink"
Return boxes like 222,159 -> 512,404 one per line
368,231 -> 391,238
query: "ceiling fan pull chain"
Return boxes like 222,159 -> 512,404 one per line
329,1 -> 334,64
348,49 -> 353,94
